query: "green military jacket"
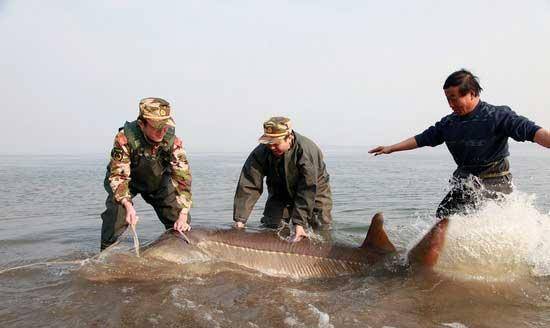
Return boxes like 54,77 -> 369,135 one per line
233,132 -> 332,227
106,120 -> 192,215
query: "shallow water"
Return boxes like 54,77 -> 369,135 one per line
1,146 -> 549,327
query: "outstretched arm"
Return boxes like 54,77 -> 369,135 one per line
534,128 -> 550,148
368,137 -> 418,156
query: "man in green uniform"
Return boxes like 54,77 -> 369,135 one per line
100,97 -> 192,250
233,117 -> 333,242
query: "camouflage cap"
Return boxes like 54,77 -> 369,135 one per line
138,97 -> 175,127
259,116 -> 293,144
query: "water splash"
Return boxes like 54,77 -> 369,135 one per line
307,304 -> 333,328
434,191 -> 550,281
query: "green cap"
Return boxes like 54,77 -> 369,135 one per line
259,116 -> 292,144
138,97 -> 176,127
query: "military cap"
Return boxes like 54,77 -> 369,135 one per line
259,116 -> 293,144
138,97 -> 176,128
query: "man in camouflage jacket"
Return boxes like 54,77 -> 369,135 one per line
233,117 -> 333,242
100,97 -> 192,250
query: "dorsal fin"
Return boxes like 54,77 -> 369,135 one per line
407,218 -> 449,267
361,212 -> 396,253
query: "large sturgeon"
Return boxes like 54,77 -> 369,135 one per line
141,213 -> 398,279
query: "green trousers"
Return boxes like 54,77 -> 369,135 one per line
100,177 -> 187,250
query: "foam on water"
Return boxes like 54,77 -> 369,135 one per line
433,191 -> 550,281
441,323 -> 469,328
307,304 -> 333,328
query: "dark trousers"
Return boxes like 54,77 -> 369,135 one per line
100,180 -> 187,250
260,200 -> 333,231
436,174 -> 513,219
260,180 -> 333,231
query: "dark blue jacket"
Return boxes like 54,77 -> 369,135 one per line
414,101 -> 540,176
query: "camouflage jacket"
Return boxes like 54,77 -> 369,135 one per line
233,132 -> 331,227
107,121 -> 192,215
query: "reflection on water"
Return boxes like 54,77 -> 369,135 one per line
0,149 -> 549,327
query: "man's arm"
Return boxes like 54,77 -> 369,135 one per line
497,107 -> 543,144
534,128 -> 550,148
233,147 -> 265,226
108,131 -> 138,225
170,137 -> 192,232
369,137 -> 418,156
288,153 -> 318,242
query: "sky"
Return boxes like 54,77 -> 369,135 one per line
1,0 -> 549,154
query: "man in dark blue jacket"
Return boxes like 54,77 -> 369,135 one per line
369,69 -> 550,218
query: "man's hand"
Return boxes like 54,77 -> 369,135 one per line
289,224 -> 307,243
121,198 -> 138,226
233,221 -> 245,229
368,145 -> 392,156
369,137 -> 418,156
174,212 -> 191,233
